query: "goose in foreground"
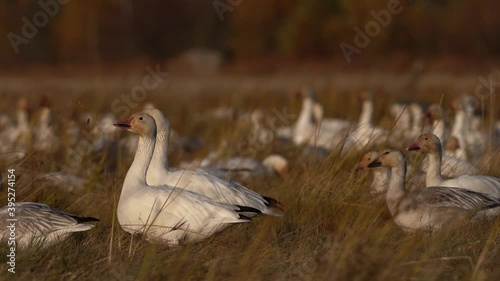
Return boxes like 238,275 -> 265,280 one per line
407,133 -> 498,198
0,202 -> 99,248
114,113 -> 261,245
367,149 -> 500,232
142,108 -> 285,217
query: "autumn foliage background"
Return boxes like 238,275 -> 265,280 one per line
1,0 -> 500,66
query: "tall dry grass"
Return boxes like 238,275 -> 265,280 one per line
0,73 -> 499,281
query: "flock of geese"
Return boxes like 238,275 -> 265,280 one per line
1,89 -> 500,249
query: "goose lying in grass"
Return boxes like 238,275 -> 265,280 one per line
114,113 -> 263,245
0,202 -> 99,248
201,154 -> 289,182
142,108 -> 285,217
407,134 -> 498,202
367,149 -> 500,232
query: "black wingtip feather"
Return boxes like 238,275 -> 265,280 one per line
72,216 -> 100,223
235,205 -> 262,215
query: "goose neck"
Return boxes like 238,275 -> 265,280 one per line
386,162 -> 406,216
122,134 -> 156,197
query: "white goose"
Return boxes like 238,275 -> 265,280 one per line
292,87 -> 350,150
114,113 -> 262,245
142,108 -> 284,217
34,107 -> 58,152
367,149 -> 500,232
390,103 -> 411,141
425,104 -> 446,146
407,133 -> 498,199
345,92 -> 387,150
0,202 -> 98,248
409,103 -> 423,139
201,154 -> 289,182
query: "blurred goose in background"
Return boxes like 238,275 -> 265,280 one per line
292,87 -> 350,150
462,95 -> 484,158
450,98 -> 468,159
0,202 -> 99,248
114,112 -> 261,245
201,154 -> 289,182
345,92 -> 387,151
409,103 -> 424,139
34,106 -> 58,152
35,172 -> 86,193
142,108 -> 285,217
389,103 -> 411,141
355,151 -> 389,195
0,98 -> 31,155
367,149 -> 500,231
425,104 -> 447,147
407,134 -> 498,203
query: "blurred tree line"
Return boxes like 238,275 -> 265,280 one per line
0,0 -> 499,64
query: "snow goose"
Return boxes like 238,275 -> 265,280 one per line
202,154 -> 289,182
114,112 -> 262,245
390,103 -> 411,141
345,92 -> 387,150
34,107 -> 58,152
450,99 -> 469,159
142,108 -> 285,217
407,133 -> 498,199
367,149 -> 500,232
0,202 -> 99,248
409,103 -> 423,139
425,104 -> 447,147
355,151 -> 389,195
292,87 -> 350,150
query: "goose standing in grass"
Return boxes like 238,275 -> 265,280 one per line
142,108 -> 285,217
367,149 -> 500,232
407,134 -> 498,199
409,103 -> 423,139
34,106 -> 58,152
389,103 -> 411,141
292,87 -> 350,150
0,202 -> 99,248
345,92 -> 387,151
114,113 -> 262,245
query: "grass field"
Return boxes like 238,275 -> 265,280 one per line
0,70 -> 499,281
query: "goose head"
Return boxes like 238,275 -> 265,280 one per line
295,86 -> 315,101
445,136 -> 460,153
367,149 -> 404,169
406,133 -> 442,154
425,104 -> 444,121
142,108 -> 171,132
114,112 -> 156,137
262,154 -> 289,177
355,151 -> 378,171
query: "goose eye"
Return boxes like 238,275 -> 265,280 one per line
384,151 -> 389,155
139,117 -> 143,120
425,137 -> 428,140
368,158 -> 371,160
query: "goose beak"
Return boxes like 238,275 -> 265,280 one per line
406,142 -> 420,151
114,117 -> 133,129
367,159 -> 382,168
